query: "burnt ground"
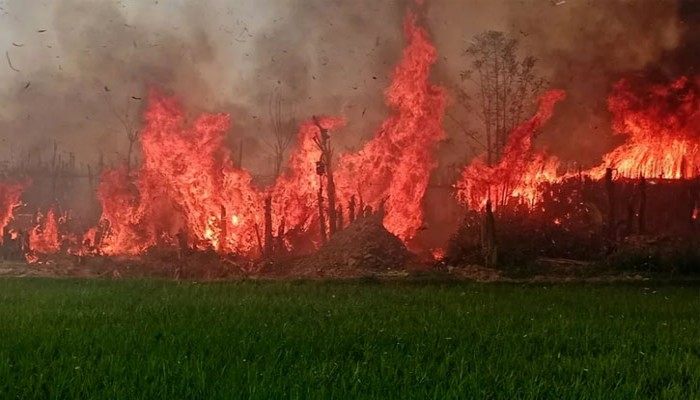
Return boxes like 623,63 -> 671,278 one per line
1,255 -> 694,284
2,217 -> 698,283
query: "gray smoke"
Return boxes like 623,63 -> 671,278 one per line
427,0 -> 682,168
0,0 -> 690,175
0,0 -> 412,174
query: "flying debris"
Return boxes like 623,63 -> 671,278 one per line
131,96 -> 142,100
5,52 -> 19,72
552,0 -> 567,5
37,29 -> 47,33
11,43 -> 23,47
23,82 -> 30,90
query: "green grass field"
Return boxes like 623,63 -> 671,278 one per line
0,278 -> 698,399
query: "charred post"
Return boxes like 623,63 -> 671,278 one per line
218,205 -> 227,253
336,206 -> 344,232
312,116 -> 338,238
481,200 -> 497,268
264,196 -> 273,257
317,178 -> 327,245
638,176 -> 646,234
349,195 -> 356,223
604,168 -> 616,245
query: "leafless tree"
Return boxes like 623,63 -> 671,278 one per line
104,91 -> 141,173
266,92 -> 296,178
262,92 -> 296,256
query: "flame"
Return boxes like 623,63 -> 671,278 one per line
336,10 -> 447,243
0,181 -> 27,242
30,209 -> 60,254
84,5 -> 443,256
456,90 -> 566,209
94,92 -> 262,256
455,76 -> 700,213
269,116 -> 346,240
588,76 -> 700,179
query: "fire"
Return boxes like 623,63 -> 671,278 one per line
87,4 -> 444,257
95,93 -> 262,256
0,181 -> 27,242
455,90 -> 566,209
269,116 -> 346,240
30,209 -> 60,254
455,75 -> 700,215
336,9 -> 446,243
589,76 -> 700,179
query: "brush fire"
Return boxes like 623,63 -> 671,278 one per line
1,0 -> 699,279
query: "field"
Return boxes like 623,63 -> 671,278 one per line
0,278 -> 698,399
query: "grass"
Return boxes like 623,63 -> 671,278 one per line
0,278 -> 698,399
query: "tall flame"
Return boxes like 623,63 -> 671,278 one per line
336,10 -> 447,242
456,90 -> 566,209
0,181 -> 27,242
30,209 -> 59,254
95,92 -> 262,256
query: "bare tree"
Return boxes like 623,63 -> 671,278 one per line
262,92 -> 296,257
267,92 -> 296,178
312,116 -> 338,241
104,91 -> 141,172
457,31 -> 546,166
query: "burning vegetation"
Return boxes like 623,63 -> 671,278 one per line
1,1 -> 700,278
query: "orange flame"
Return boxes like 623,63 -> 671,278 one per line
89,6 -> 445,256
589,76 -> 700,179
30,209 -> 60,254
0,181 -> 28,243
456,90 -> 566,209
336,10 -> 447,243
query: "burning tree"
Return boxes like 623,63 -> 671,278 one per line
263,92 -> 296,257
457,31 -> 546,166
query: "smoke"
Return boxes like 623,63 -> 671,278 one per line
0,0 -> 414,173
0,0 -> 693,175
427,0 -> 683,169
508,0 -> 682,166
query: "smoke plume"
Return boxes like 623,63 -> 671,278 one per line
0,0 -> 695,175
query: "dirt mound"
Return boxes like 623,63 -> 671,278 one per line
291,215 -> 412,277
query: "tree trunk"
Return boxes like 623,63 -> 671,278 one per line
638,176 -> 646,234
481,200 -> 497,268
218,205 -> 227,253
264,196 -> 273,257
349,195 -> 356,223
336,206 -> 344,232
326,169 -> 337,238
317,180 -> 327,245
605,168 -> 616,246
